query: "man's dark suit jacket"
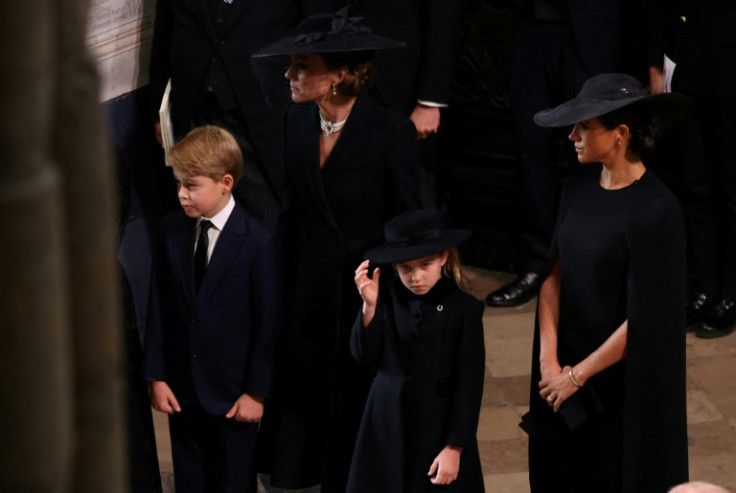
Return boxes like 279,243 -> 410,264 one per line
148,0 -> 299,129
516,0 -> 626,76
347,0 -> 462,114
144,202 -> 280,415
649,0 -> 736,98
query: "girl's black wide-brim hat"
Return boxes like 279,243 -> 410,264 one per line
365,210 -> 472,264
533,73 -> 692,128
253,7 -> 404,58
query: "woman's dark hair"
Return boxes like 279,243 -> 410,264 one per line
319,50 -> 376,97
597,104 -> 663,158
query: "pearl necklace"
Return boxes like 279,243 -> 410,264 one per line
319,110 -> 351,138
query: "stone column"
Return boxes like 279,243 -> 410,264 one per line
0,0 -> 126,491
52,0 -> 128,492
0,1 -> 75,491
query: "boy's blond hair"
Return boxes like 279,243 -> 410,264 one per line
169,125 -> 243,184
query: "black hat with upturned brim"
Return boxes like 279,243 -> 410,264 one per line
364,210 -> 472,264
533,73 -> 692,128
253,7 -> 404,58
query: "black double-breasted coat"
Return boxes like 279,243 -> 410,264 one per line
347,277 -> 486,493
257,95 -> 422,490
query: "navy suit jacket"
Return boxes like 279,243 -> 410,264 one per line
144,202 -> 281,415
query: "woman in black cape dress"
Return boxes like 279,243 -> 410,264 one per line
521,73 -> 690,493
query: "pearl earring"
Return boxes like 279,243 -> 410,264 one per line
332,83 -> 337,96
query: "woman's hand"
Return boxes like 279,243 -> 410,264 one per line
539,359 -> 562,383
428,445 -> 462,485
355,260 -> 380,306
538,365 -> 580,412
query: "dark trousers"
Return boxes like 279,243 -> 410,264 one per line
655,97 -> 736,300
510,19 -> 591,273
169,402 -> 259,493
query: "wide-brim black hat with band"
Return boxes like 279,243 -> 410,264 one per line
253,7 -> 404,58
533,73 -> 692,128
365,209 -> 472,264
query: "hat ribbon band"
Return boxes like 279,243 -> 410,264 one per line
384,228 -> 442,248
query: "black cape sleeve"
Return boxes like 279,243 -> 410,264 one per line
622,177 -> 689,492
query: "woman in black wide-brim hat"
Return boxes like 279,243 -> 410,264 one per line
253,9 -> 422,492
521,73 -> 691,492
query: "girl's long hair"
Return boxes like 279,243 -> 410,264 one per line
444,247 -> 470,293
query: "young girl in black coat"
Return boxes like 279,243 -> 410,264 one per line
347,209 -> 486,493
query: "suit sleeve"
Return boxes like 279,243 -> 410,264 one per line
143,228 -> 168,381
622,190 -> 689,491
445,300 -> 486,448
416,0 -> 463,104
243,230 -> 282,398
148,0 -> 174,120
385,118 -> 422,216
646,0 -> 671,70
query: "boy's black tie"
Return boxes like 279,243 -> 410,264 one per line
194,220 -> 212,293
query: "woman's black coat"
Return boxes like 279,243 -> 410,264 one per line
347,278 -> 486,493
257,95 -> 422,490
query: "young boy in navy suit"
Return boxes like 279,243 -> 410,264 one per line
144,125 -> 280,493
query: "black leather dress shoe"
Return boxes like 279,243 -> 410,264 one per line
697,298 -> 736,339
686,292 -> 713,331
486,272 -> 542,307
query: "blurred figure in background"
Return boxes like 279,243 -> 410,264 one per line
345,0 -> 463,207
148,0 -> 335,230
485,0 -> 632,307
649,0 -> 736,339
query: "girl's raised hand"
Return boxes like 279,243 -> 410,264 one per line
354,260 -> 380,307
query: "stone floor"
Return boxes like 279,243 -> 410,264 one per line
153,267 -> 736,492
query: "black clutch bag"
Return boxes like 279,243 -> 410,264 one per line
519,384 -> 604,438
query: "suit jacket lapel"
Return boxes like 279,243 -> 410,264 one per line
196,204 -> 248,304
221,0 -> 252,37
321,95 -> 371,184
289,103 -> 342,234
195,0 -> 218,39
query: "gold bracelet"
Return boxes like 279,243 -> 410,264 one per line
568,368 -> 583,388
